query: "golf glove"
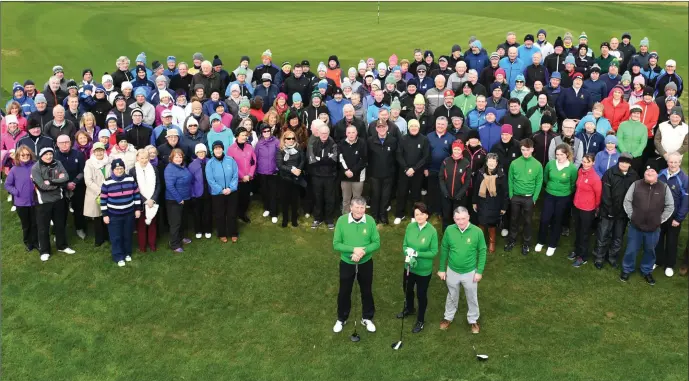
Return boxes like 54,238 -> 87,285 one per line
408,257 -> 418,269
405,248 -> 417,257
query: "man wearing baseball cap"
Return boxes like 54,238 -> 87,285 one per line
253,73 -> 279,113
432,89 -> 464,125
620,162 -> 675,285
151,109 -> 183,147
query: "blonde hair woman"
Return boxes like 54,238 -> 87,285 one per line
276,130 -> 305,227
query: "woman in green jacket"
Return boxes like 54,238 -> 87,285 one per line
398,202 -> 439,333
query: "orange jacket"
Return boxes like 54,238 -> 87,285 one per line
326,68 -> 342,88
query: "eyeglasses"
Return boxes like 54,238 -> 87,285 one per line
285,137 -> 295,140
19,153 -> 30,157
417,70 -> 426,73
516,80 -> 524,83
262,130 -> 271,133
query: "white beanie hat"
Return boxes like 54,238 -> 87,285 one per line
121,81 -> 133,90
357,60 -> 367,70
377,62 -> 387,71
186,117 -> 199,128
195,143 -> 207,154
102,74 -> 113,83
4,115 -> 18,125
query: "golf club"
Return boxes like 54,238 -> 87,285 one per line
473,345 -> 489,361
391,264 -> 409,350
350,263 -> 360,343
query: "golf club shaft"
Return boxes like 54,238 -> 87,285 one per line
353,263 -> 359,336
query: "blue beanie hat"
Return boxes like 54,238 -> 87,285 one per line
111,158 -> 125,171
604,135 -> 618,146
134,87 -> 147,97
490,83 -> 502,92
166,56 -> 176,63
317,80 -> 328,90
12,82 -> 24,93
564,54 -> 575,65
136,52 -> 147,65
537,29 -> 546,37
292,93 -> 302,103
471,40 -> 483,50
485,107 -> 497,116
209,113 -> 221,123
515,74 -> 525,82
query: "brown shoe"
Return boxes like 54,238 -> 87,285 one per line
219,237 -> 228,243
487,227 -> 496,253
231,236 -> 238,243
680,265 -> 689,276
471,322 -> 480,334
439,319 -> 452,330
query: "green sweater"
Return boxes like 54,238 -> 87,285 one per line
508,156 -> 544,203
402,221 -> 439,276
454,94 -> 477,116
333,214 -> 381,265
439,224 -> 487,274
617,120 -> 647,158
543,160 -> 578,196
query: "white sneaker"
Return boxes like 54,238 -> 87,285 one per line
386,205 -> 391,212
263,210 -> 270,217
117,260 -> 126,267
304,213 -> 310,219
393,217 -> 402,225
653,264 -> 657,270
53,236 -> 56,242
546,247 -> 556,257
333,320 -> 346,333
11,206 -> 16,212
271,217 -> 278,224
195,233 -> 202,239
59,247 -> 75,255
421,189 -> 427,196
361,319 -> 376,333
7,194 -> 12,202
76,230 -> 86,240
501,229 -> 509,237
125,255 -> 132,262
50,220 -> 54,226
205,233 -> 212,239
69,207 -> 74,213
40,254 -> 50,262
665,268 -> 674,277
534,244 -> 543,252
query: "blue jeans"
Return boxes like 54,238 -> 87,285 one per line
107,214 -> 135,262
622,224 -> 660,275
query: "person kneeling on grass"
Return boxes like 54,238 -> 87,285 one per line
332,196 -> 381,334
100,158 -> 141,267
398,202 -> 438,334
438,206 -> 486,334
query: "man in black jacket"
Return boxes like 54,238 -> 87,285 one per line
394,119 -> 430,224
169,63 -> 193,99
308,122 -> 338,229
125,108 -> 153,149
338,125 -> 368,214
544,37 -> 566,75
54,134 -> 87,239
190,61 -> 223,100
593,153 -> 638,269
43,105 -> 77,142
332,105 -> 367,144
283,64 -> 310,106
432,90 -> 464,126
17,120 -> 54,154
499,99 -> 532,141
367,120 -> 398,224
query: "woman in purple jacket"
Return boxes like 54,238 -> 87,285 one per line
188,143 -> 212,239
255,125 -> 280,223
4,145 -> 38,251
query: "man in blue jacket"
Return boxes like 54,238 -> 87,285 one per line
654,59 -> 684,98
427,116 -> 456,215
556,72 -> 593,124
498,47 -> 526,90
10,82 -> 37,116
327,88 -> 351,125
465,95 -> 488,130
478,108 -> 502,152
655,153 -> 688,277
517,34 -> 541,66
464,40 -> 489,73
583,64 -> 607,103
253,73 -> 279,113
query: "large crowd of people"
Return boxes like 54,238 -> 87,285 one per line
1,30 -> 688,332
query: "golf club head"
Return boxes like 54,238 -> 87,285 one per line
350,333 -> 360,342
476,354 -> 489,361
391,341 -> 403,350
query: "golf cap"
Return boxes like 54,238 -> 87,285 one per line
161,110 -> 173,118
629,104 -> 643,113
165,129 -> 179,137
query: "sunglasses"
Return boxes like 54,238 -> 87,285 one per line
262,130 -> 271,133
285,137 -> 295,140
417,70 -> 426,73
515,80 -> 524,83
19,153 -> 30,157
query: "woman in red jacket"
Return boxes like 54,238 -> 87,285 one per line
601,85 -> 629,132
569,153 -> 602,267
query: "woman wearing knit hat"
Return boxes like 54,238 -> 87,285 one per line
601,85 -> 630,132
91,86 -> 114,128
227,127 -> 257,224
628,75 -> 646,105
32,146 -> 75,261
594,135 -> 620,178
206,140 -> 239,242
439,140 -> 471,231
84,142 -> 111,246
532,112 -> 558,167
109,133 -> 137,172
472,152 -> 508,253
129,148 -> 160,252
5,146 -> 38,250
187,143 -> 213,239
164,148 -> 193,252
100,158 -> 141,267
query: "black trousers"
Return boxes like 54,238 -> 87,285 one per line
538,193 -> 571,248
16,205 -> 38,248
508,195 -> 534,245
191,196 -> 213,234
573,208 -> 596,261
395,170 -> 424,218
212,193 -> 238,238
166,200 -> 189,249
36,201 -> 67,254
441,197 -> 467,231
312,175 -> 336,224
594,217 -> 628,264
426,171 -> 441,216
237,181 -> 252,219
64,185 -> 86,231
93,216 -> 110,245
258,173 -> 279,217
157,180 -> 168,236
403,269 -> 431,323
656,219 -> 682,269
370,177 -> 393,222
337,259 -> 375,322
281,179 -> 301,224
631,156 -> 645,179
302,175 -> 314,215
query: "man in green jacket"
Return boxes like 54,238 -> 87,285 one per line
617,104 -> 649,175
438,206 -> 486,334
332,196 -> 381,334
505,138 -> 543,255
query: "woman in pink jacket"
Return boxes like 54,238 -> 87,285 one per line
227,126 -> 256,223
1,101 -> 28,134
1,114 -> 27,178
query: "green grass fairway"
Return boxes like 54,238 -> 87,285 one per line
2,2 -> 688,381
